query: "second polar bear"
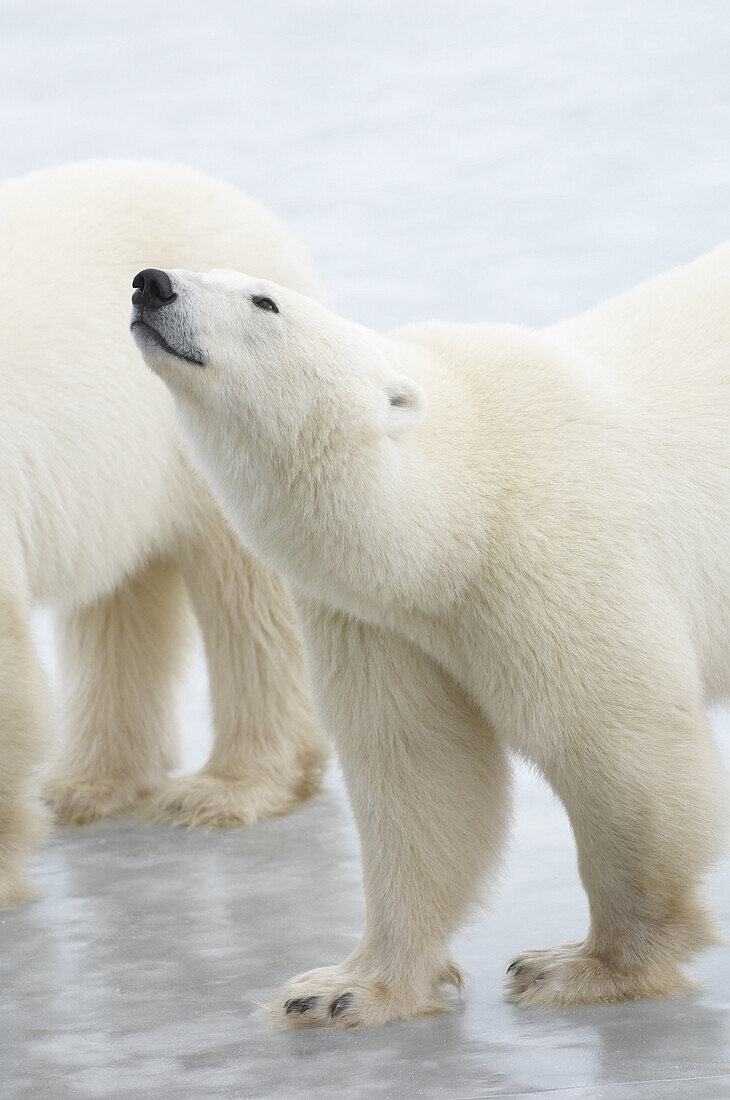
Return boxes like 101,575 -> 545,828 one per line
0,161 -> 329,909
133,251 -> 729,1026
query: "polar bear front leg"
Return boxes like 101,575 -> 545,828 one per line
141,518 -> 328,830
266,606 -> 511,1028
506,651 -> 724,1008
44,558 -> 187,825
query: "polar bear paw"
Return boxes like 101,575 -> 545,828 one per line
505,941 -> 695,1007
264,963 -> 458,1029
43,775 -> 137,826
138,766 -> 324,830
0,867 -> 42,909
0,799 -> 50,906
43,773 -> 147,826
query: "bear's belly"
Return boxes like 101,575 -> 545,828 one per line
20,468 -> 183,608
1,358 -> 192,608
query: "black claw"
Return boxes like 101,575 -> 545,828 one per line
329,992 -> 354,1018
506,961 -> 520,974
284,996 -> 320,1015
534,972 -> 546,982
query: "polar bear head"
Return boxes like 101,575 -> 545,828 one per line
131,267 -> 427,438
131,267 -> 428,591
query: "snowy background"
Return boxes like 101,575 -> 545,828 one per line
2,2 -> 729,1096
3,0 -> 729,332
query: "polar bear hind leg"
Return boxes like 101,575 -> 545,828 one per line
43,557 -> 187,825
0,580 -> 50,906
506,652 -> 724,1007
139,513 -> 328,830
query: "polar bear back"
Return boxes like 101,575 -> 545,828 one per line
549,243 -> 730,411
398,249 -> 730,697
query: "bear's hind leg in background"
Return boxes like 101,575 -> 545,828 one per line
0,579 -> 50,906
267,605 -> 511,1028
506,649 -> 724,1007
141,515 -> 328,829
44,558 -> 187,825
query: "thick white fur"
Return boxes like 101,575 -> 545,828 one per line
135,248 -> 729,1026
0,160 -> 329,908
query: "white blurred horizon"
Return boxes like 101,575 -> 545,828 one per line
2,0 -> 728,336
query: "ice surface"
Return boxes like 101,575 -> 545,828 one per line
1,2 -> 729,1097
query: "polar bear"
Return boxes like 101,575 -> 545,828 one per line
132,249 -> 729,1027
0,160 -> 329,909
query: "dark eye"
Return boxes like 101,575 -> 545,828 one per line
251,295 -> 279,314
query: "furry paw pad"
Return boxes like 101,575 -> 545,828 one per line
0,868 -> 43,909
43,775 -> 142,825
139,769 -> 324,830
505,941 -> 694,1007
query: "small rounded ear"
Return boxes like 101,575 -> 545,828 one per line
386,376 -> 427,434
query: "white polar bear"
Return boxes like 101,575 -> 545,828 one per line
133,249 -> 729,1027
0,160 -> 329,909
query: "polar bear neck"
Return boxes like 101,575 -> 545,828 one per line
170,363 -> 486,616
192,407 -> 458,613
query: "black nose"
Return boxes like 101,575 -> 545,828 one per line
132,268 -> 177,310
